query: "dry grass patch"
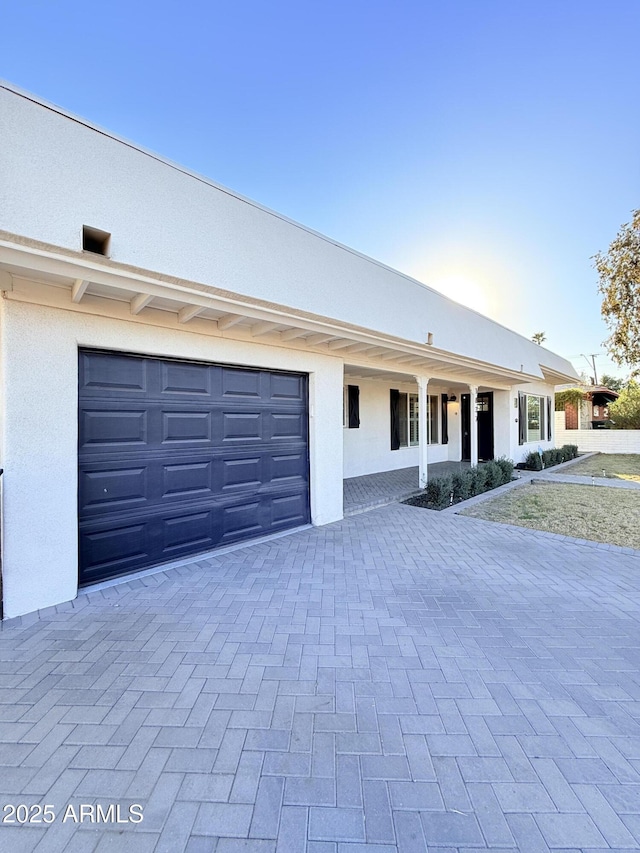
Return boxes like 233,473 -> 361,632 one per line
460,482 -> 640,549
557,453 -> 640,482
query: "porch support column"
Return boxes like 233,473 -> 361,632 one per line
468,384 -> 479,467
416,375 -> 430,488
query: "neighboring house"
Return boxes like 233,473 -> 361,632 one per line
557,385 -> 619,430
0,83 -> 579,618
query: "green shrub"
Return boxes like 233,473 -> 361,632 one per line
451,470 -> 472,502
483,460 -> 503,489
469,465 -> 488,495
562,443 -> 578,459
525,451 -> 543,470
425,474 -> 453,509
408,458 -> 516,511
542,448 -> 562,468
495,456 -> 514,483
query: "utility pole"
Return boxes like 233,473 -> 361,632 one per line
581,354 -> 599,385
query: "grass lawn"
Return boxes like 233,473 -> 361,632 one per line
556,452 -> 640,482
460,481 -> 640,549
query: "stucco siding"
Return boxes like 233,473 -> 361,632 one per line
0,84 -> 576,381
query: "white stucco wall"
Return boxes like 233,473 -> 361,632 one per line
554,413 -> 640,453
342,378 -> 451,478
492,390 -> 512,460
0,84 -> 577,383
0,298 -> 343,619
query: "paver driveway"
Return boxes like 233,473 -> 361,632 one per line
1,502 -> 640,852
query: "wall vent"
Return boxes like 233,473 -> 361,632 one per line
82,226 -> 111,256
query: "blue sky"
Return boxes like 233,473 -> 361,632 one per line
3,0 -> 639,381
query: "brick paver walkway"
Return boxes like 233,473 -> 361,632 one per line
344,463 -> 472,514
1,503 -> 640,851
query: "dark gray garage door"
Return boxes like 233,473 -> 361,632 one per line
78,350 -> 310,585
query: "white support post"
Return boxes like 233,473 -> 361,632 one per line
416,376 -> 430,488
469,384 -> 479,467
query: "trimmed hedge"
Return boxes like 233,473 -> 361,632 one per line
406,457 -> 514,511
524,444 -> 578,471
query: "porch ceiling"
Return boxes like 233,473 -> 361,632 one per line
343,363 -> 513,390
0,234 -> 559,388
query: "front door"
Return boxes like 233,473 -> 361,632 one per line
477,392 -> 494,461
461,392 -> 494,461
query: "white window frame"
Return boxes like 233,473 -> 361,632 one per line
522,394 -> 549,443
395,391 -> 438,447
409,393 -> 419,446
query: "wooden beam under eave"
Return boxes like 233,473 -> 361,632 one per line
130,293 -> 154,315
344,343 -> 376,354
327,339 -> 354,350
71,279 -> 89,303
280,328 -> 308,342
306,334 -> 335,346
217,313 -> 245,331
251,321 -> 281,337
178,305 -> 204,324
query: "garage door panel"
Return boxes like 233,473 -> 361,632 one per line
80,467 -> 147,513
221,367 -> 262,398
270,373 -> 305,400
222,412 -> 263,441
80,409 -> 148,448
271,493 -> 308,526
270,412 -> 306,440
162,411 -> 212,443
161,361 -> 212,396
270,453 -> 308,483
221,500 -> 262,541
221,457 -> 262,490
79,351 -> 309,585
80,522 -> 151,583
162,461 -> 213,499
80,351 -> 148,394
161,510 -> 216,555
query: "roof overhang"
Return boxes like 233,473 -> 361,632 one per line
0,234 -> 571,388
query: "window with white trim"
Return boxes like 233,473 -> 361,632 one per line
409,394 -> 419,446
518,393 -> 551,444
391,391 -> 437,449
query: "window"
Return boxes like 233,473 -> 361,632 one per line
409,394 -> 419,446
518,393 -> 552,444
527,396 -> 541,442
390,390 -> 436,449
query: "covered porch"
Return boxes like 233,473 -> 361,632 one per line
343,461 -> 473,515
343,361 -> 512,493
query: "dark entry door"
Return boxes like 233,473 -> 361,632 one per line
477,392 -> 494,461
461,394 -> 471,461
78,350 -> 310,585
